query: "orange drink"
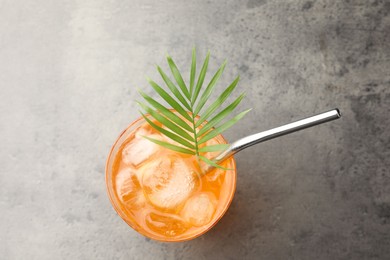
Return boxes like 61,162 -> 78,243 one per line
106,114 -> 236,242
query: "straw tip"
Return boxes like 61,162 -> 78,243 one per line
335,108 -> 341,118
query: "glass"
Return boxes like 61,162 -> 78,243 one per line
105,113 -> 237,242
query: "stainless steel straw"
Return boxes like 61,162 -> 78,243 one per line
213,108 -> 341,166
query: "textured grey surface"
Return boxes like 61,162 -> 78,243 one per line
1,0 -> 390,259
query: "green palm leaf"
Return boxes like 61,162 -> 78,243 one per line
137,102 -> 194,142
147,78 -> 192,122
157,66 -> 192,111
198,93 -> 246,136
198,109 -> 251,144
198,144 -> 230,153
198,155 -> 233,170
138,89 -> 193,132
167,55 -> 191,101
138,50 -> 251,169
140,111 -> 195,149
189,48 -> 196,95
195,76 -> 240,128
194,60 -> 226,116
143,136 -> 195,155
192,51 -> 209,106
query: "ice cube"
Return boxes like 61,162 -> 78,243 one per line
205,165 -> 227,183
115,168 -> 145,209
140,155 -> 199,209
122,128 -> 162,167
145,212 -> 188,237
181,193 -> 216,227
134,127 -> 150,139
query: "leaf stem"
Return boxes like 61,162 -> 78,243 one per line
190,111 -> 200,157
191,113 -> 204,175
189,90 -> 200,162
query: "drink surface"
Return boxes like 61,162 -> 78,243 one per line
109,119 -> 236,241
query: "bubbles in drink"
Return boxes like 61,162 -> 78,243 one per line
115,168 -> 145,209
122,128 -> 162,167
140,155 -> 199,209
181,193 -> 216,227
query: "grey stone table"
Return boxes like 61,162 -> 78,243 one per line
1,0 -> 389,259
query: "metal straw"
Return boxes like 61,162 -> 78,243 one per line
213,108 -> 341,166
